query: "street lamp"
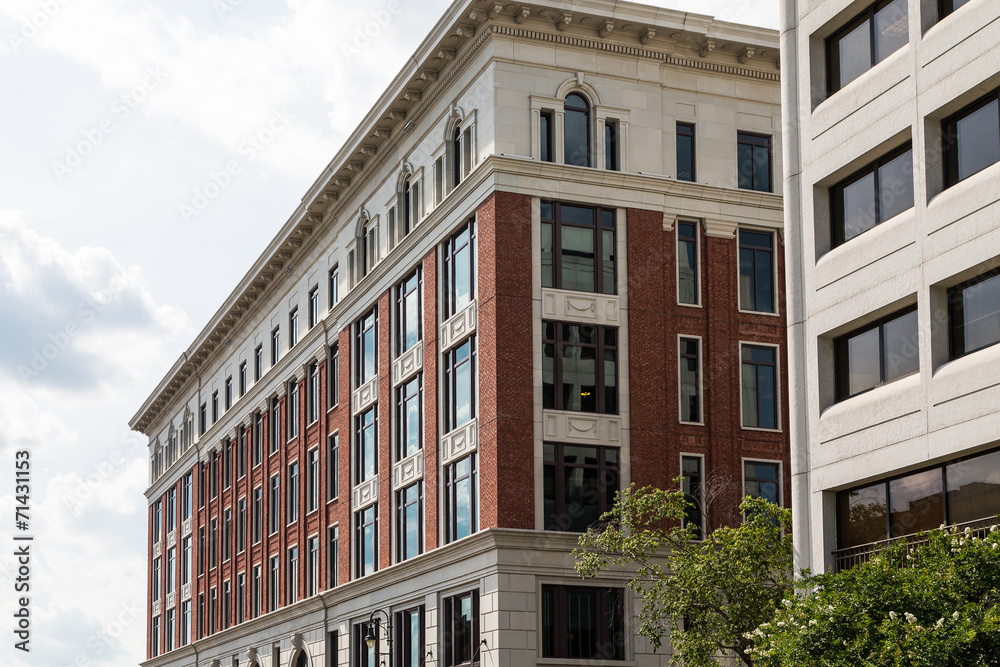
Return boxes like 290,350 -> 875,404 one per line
364,608 -> 392,667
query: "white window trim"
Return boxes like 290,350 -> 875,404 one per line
740,456 -> 784,506
737,341 -> 783,433
677,335 -> 705,426
676,219 -> 702,308
736,226 -> 781,317
679,452 -> 706,538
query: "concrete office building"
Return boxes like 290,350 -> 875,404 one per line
781,0 -> 1000,574
132,1 -> 787,665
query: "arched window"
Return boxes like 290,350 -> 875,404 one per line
294,651 -> 308,667
452,127 -> 462,187
564,93 -> 590,167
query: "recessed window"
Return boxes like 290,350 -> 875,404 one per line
199,403 -> 207,435
308,286 -> 319,329
835,307 -> 919,401
604,120 -> 619,171
307,447 -> 319,513
444,338 -> 476,433
443,220 -> 476,318
682,455 -> 704,539
541,586 -> 624,660
434,157 -> 443,205
827,0 -> 908,94
744,460 -> 780,504
397,375 -> 422,460
737,132 -> 772,192
269,397 -> 280,454
679,337 -> 702,423
362,222 -> 378,277
327,434 -> 339,502
287,461 -> 299,524
677,222 -> 699,305
397,269 -> 422,355
289,308 -> 299,348
452,127 -> 463,188
738,229 -> 776,313
442,591 -> 479,667
307,362 -> 319,423
268,475 -> 280,534
395,606 -> 425,667
540,111 -> 554,163
212,391 -> 219,423
287,379 -> 299,439
541,201 -> 616,295
286,545 -> 298,605
741,345 -> 778,430
328,265 -> 339,309
307,536 -> 319,597
944,90 -> 1000,187
565,93 -> 591,167
252,486 -> 262,544
542,322 -> 618,414
832,144 -> 914,246
327,525 -> 339,588
676,122 -> 695,182
445,453 -> 477,544
355,504 -> 377,578
939,0 -> 972,19
543,443 -> 619,532
356,307 -> 377,386
236,499 -> 246,553
268,556 -> 279,612
271,327 -> 280,366
396,482 -> 423,562
328,343 -> 339,409
355,406 -> 377,485
254,345 -> 263,382
949,267 -> 1000,359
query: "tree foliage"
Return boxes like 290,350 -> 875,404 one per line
574,482 -> 793,667
752,524 -> 1000,667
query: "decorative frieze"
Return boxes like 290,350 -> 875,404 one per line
441,419 -> 478,466
392,450 -> 424,490
182,517 -> 192,537
440,300 -> 477,352
543,411 -> 622,445
353,376 -> 379,415
393,342 -> 423,386
352,477 -> 379,510
541,289 -> 620,327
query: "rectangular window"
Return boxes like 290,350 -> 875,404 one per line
604,120 -> 619,171
355,407 -> 377,485
181,536 -> 192,586
212,391 -> 219,423
445,453 -> 478,544
254,345 -> 263,382
307,362 -> 319,423
944,90 -> 1000,188
252,486 -> 262,544
238,427 -> 246,478
396,482 -> 423,562
180,600 -> 191,646
397,269 -> 422,355
443,220 -> 476,318
679,337 -> 702,423
356,307 -> 377,386
253,411 -> 262,467
287,545 -> 298,605
152,557 -> 161,601
363,222 -> 378,275
355,621 -> 379,667
434,157 -> 444,204
542,322 -> 618,414
252,564 -> 261,618
543,443 -> 619,532
237,498 -> 246,553
308,286 -> 319,329
223,509 -> 231,562
199,403 -> 207,435
744,460 -> 781,505
166,546 -> 176,593
209,588 -> 217,634
828,0 -> 908,94
165,609 -> 175,652
397,375 -> 422,459
677,221 -> 699,305
327,525 -> 339,588
738,229 -> 776,313
222,580 -> 230,629
268,555 -> 279,612
540,201 -> 616,295
307,536 -> 319,597
236,573 -> 245,624
940,0 -> 972,19
269,475 -> 280,534
741,345 -> 779,430
835,307 -> 919,400
540,111 -> 553,163
406,180 -> 420,233
443,591 -> 479,667
271,328 -> 280,366
676,122 -> 695,181
949,267 -> 1000,359
541,586 -> 624,660
211,452 -> 218,498
328,344 -> 339,408
832,144 -> 914,246
223,440 -> 231,488
287,380 -> 299,440
329,265 -> 339,309
327,434 -> 339,501
166,488 -> 176,532
198,527 -> 205,575
210,518 -> 217,569
355,505 -> 378,578
153,500 -> 162,541
287,461 -> 299,524
444,338 -> 476,432
682,455 -> 704,539
151,615 -> 160,657
395,606 -> 425,667
289,308 -> 299,348
269,397 -> 280,453
737,132 -> 772,193
307,448 -> 319,513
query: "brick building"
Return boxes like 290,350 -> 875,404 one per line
131,1 -> 787,665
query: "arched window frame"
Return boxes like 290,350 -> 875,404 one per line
530,79 -> 630,171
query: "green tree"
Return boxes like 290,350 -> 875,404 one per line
752,524 -> 1000,667
574,482 -> 793,667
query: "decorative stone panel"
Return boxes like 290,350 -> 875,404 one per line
181,517 -> 192,537
166,591 -> 175,609
540,289 -> 620,327
542,411 -> 622,445
352,477 -> 378,509
393,342 -> 423,386
441,418 -> 478,465
440,300 -> 477,352
153,541 -> 161,559
353,376 -> 378,415
181,582 -> 191,601
392,450 -> 424,490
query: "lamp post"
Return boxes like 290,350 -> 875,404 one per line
364,608 -> 392,667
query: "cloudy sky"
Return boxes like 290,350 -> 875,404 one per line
0,0 -> 777,665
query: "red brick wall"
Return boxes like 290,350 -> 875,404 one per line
422,248 -> 440,550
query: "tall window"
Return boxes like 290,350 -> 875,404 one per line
152,557 -> 161,601
237,426 -> 247,478
540,111 -> 554,163
434,157 -> 443,205
307,536 -> 319,597
564,93 -> 590,167
166,488 -> 176,532
239,362 -> 247,397
679,337 -> 702,423
356,308 -> 377,386
443,591 -> 479,667
151,616 -> 160,657
165,609 -> 175,652
949,267 -> 1000,359
271,327 -> 280,365
289,308 -> 299,347
397,376 -> 422,459
252,564 -> 261,618
355,505 -> 378,578
444,338 -> 476,433
166,546 -> 176,593
153,500 -> 162,541
738,229 -> 775,313
308,286 -> 319,329
676,122 -> 695,181
835,307 -> 919,400
287,379 -> 299,439
212,391 -> 219,423
329,265 -> 339,309
744,460 -> 780,505
328,344 -> 340,408
180,600 -> 191,646
944,89 -> 1000,187
268,556 -> 279,612
404,178 -> 420,233
327,525 -> 339,588
222,580 -> 230,629
223,509 -> 231,562
832,144 -> 914,246
210,518 -> 217,569
737,132 -> 772,193
397,269 -> 422,355
236,573 -> 245,624
542,322 -> 618,414
327,434 -> 339,501
445,454 -> 477,544
269,475 -> 280,534
397,482 -> 423,562
287,546 -> 298,605
254,345 -> 263,382
363,222 -> 378,276
181,473 -> 192,520
443,220 -> 476,318
541,586 -> 624,660
452,126 -> 463,187
307,448 -> 319,513
677,221 -> 699,305
741,345 -> 778,430
252,486 -> 262,544
253,411 -> 262,466
682,455 -> 704,539
543,443 -> 619,532
828,0 -> 908,94
308,362 -> 319,423
541,201 -> 616,295
269,397 -> 280,453
355,406 -> 378,485
199,403 -> 207,435
287,461 -> 299,524
237,498 -> 246,553
604,120 -> 619,171
395,606 -> 425,667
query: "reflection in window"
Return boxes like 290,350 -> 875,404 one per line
677,222 -> 698,304
565,93 -> 590,167
541,201 -> 616,295
741,345 -> 778,429
944,93 -> 1000,187
682,456 -> 704,539
835,307 -> 919,400
543,322 -> 618,414
832,145 -> 914,246
744,461 -> 780,504
949,267 -> 1000,359
356,307 -> 377,386
355,504 -> 377,578
444,220 -> 476,318
737,132 -> 772,192
355,406 -> 377,485
676,122 -> 695,182
445,454 -> 477,544
544,443 -> 619,533
541,586 -> 624,660
395,606 -> 425,667
738,230 -> 775,313
828,0 -> 908,94
443,591 -> 478,666
540,111 -> 554,163
397,269 -> 421,355
397,375 -> 422,459
396,482 -> 423,562
679,337 -> 701,422
444,338 -> 476,433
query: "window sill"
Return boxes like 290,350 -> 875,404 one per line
737,307 -> 780,318
537,658 -> 633,666
740,425 -> 782,434
676,300 -> 702,309
679,420 -> 704,427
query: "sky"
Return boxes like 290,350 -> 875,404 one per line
0,0 -> 777,665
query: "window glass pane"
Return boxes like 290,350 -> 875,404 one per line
946,450 -> 1000,524
841,171 -> 877,242
756,362 -> 776,430
542,342 -> 555,409
603,349 -> 617,414
754,247 -> 774,312
561,226 -> 596,292
753,144 -> 771,193
541,589 -> 554,656
677,127 -> 694,181
455,340 -> 473,427
454,240 -> 472,312
847,326 -> 881,395
838,19 -> 872,89
680,339 -> 699,422
566,589 -> 597,657
541,221 -> 554,288
955,99 -> 1000,182
837,483 -> 888,548
874,0 -> 908,63
737,143 -> 753,190
890,468 -> 944,537
678,226 -> 697,304
540,113 -> 551,163
562,342 -> 597,412
455,458 -> 472,539
741,358 -> 759,427
882,309 -> 919,383
402,378 -> 420,458
877,149 -> 914,222
560,204 -> 593,226
605,122 -> 617,171
404,279 -> 419,352
456,596 -> 473,661
565,95 -> 589,167
961,272 -> 1000,354
602,229 -> 615,295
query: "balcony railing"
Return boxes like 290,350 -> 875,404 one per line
833,516 -> 1000,572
